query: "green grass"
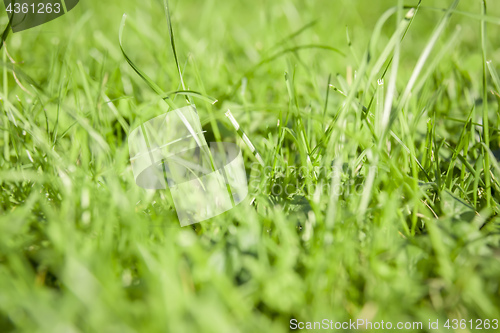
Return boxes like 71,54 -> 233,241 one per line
1,0 -> 500,332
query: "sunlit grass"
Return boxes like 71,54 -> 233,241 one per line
1,0 -> 500,332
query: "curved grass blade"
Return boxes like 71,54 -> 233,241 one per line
266,20 -> 318,53
163,0 -> 191,104
119,15 -> 210,162
227,44 -> 345,99
396,0 -> 460,114
119,15 -> 165,98
162,90 -> 218,105
421,6 -> 500,25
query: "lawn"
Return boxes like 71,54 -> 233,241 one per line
1,0 -> 500,332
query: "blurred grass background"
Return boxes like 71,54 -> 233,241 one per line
1,0 -> 500,332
